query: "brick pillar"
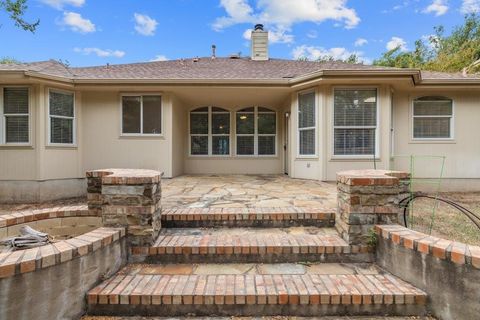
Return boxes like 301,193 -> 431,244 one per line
336,169 -> 410,247
86,169 -> 162,256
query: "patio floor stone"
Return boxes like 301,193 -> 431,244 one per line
161,175 -> 337,209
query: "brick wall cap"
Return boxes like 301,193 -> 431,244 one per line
337,170 -> 409,186
0,227 -> 125,279
376,224 -> 479,270
86,168 -> 163,185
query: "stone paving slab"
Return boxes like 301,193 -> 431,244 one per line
161,175 -> 337,209
116,263 -> 382,277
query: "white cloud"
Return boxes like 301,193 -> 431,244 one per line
41,0 -> 84,10
134,13 -> 158,36
150,55 -> 168,62
461,0 -> 480,13
74,47 -> 125,58
61,12 -> 95,33
213,0 -> 360,33
292,45 -> 368,63
386,36 -> 408,51
243,27 -> 294,44
354,38 -> 368,47
424,0 -> 449,16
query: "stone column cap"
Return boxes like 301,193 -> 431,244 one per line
86,168 -> 163,185
336,169 -> 409,186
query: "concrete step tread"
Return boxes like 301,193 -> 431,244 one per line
82,317 -> 436,320
148,227 -> 356,256
161,207 -> 336,221
87,273 -> 427,306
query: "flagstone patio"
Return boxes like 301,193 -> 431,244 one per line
161,175 -> 337,209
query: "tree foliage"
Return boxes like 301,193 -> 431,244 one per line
374,14 -> 480,74
0,56 -> 20,64
298,53 -> 361,64
0,0 -> 39,32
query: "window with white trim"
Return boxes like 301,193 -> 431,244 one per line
49,90 -> 75,145
1,87 -> 30,144
236,106 -> 276,156
298,91 -> 316,156
121,95 -> 162,135
413,96 -> 453,139
334,89 -> 377,156
190,106 -> 230,156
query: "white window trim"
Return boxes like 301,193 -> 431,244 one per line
120,93 -> 163,137
331,87 -> 380,159
411,96 -> 455,141
0,86 -> 32,146
297,89 -> 318,158
189,106 -> 231,157
235,106 -> 277,157
48,88 -> 76,147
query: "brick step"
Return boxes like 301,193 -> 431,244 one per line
142,227 -> 373,263
161,207 -> 336,228
87,273 -> 427,317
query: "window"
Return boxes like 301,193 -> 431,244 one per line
236,106 -> 276,156
190,106 -> 230,156
334,89 -> 377,156
298,91 -> 316,156
413,96 -> 453,139
49,89 -> 75,145
1,87 -> 29,144
121,95 -> 162,135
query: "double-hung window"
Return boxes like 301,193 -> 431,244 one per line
334,89 -> 377,156
1,87 -> 30,144
236,106 -> 276,156
49,89 -> 75,145
122,95 -> 162,135
298,91 -> 316,156
413,96 -> 453,139
190,106 -> 230,156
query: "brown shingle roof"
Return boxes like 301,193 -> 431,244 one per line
1,57 -> 479,82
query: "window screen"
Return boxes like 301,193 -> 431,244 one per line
122,95 -> 162,135
413,96 -> 452,139
334,89 -> 377,156
298,92 -> 316,156
3,87 -> 29,143
50,90 -> 74,144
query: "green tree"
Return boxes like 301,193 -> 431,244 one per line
1,0 -> 39,32
374,14 -> 480,74
297,53 -> 362,64
0,56 -> 20,64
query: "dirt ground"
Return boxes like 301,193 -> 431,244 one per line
407,192 -> 480,246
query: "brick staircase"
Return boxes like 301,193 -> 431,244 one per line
86,206 -> 428,317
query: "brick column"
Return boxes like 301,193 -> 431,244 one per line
86,169 -> 162,255
336,169 -> 409,247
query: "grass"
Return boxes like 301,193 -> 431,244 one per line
407,192 -> 480,246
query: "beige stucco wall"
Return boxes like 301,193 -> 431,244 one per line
392,88 -> 480,179
81,90 -> 174,178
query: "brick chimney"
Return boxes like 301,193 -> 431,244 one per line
251,24 -> 268,61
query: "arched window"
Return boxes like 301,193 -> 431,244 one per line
190,106 -> 230,155
413,96 -> 453,139
236,106 -> 276,156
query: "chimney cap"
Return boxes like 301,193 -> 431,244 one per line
254,24 -> 264,31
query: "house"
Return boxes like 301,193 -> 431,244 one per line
1,24 -> 480,202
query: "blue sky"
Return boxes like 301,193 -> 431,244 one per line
0,0 -> 478,66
